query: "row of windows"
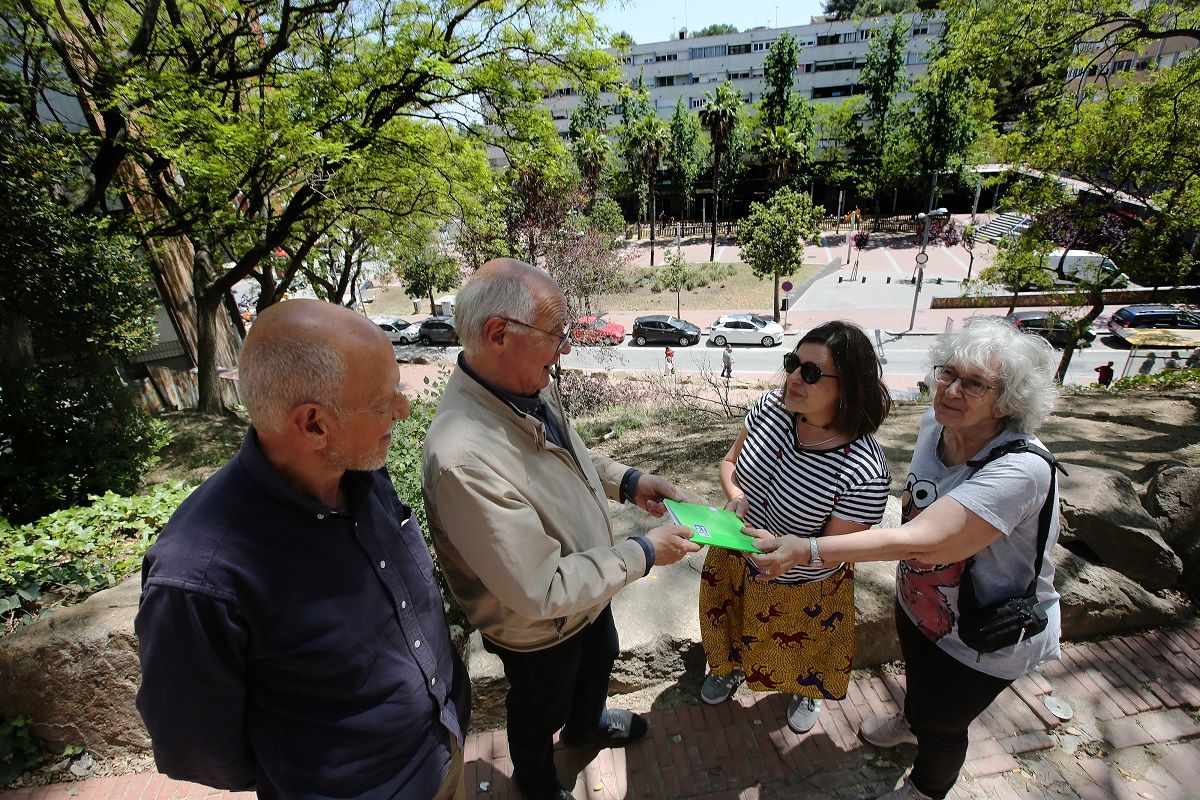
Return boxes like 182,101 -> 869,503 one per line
640,26 -> 930,63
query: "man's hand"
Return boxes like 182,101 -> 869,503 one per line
644,524 -> 701,566
633,473 -> 682,517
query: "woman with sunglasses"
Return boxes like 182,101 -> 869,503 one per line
698,321 -> 892,735
745,318 -> 1061,800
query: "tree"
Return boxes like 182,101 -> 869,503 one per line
738,187 -> 824,321
853,16 -> 910,217
699,82 -> 744,261
757,125 -> 810,189
9,0 -> 611,413
658,247 -> 691,318
667,97 -> 706,221
569,87 -> 611,206
972,236 -> 1055,316
631,115 -> 670,266
694,24 -> 740,37
616,73 -> 654,238
756,33 -> 813,190
400,245 -> 462,312
761,33 -> 800,130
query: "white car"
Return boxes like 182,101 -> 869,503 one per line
372,316 -> 419,344
708,314 -> 785,347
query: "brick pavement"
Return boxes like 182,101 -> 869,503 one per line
4,619 -> 1199,800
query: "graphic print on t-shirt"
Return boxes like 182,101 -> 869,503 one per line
897,471 -> 965,641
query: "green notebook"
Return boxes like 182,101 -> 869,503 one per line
664,498 -> 763,554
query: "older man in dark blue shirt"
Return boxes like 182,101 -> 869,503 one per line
135,300 -> 469,800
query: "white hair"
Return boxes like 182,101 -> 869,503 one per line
927,317 -> 1059,433
455,269 -> 537,353
239,338 -> 346,434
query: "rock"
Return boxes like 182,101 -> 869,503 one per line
0,577 -> 150,758
1145,466 -> 1200,593
1053,544 -> 1191,637
1057,462 -> 1182,590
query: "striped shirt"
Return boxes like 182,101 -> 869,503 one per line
735,390 -> 891,584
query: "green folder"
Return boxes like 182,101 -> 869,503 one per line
664,498 -> 763,554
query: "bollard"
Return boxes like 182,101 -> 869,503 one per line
936,277 -> 943,285
838,276 -> 843,283
886,276 -> 891,283
862,277 -> 866,283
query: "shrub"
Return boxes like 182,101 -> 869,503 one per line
1111,367 -> 1200,391
0,365 -> 171,524
559,370 -> 648,417
0,481 -> 193,632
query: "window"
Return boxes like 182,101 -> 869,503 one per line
656,76 -> 675,87
814,59 -> 856,73
912,25 -> 929,36
690,45 -> 727,59
752,41 -> 770,52
690,97 -> 704,109
812,84 -> 856,99
859,29 -> 876,41
728,43 -> 751,55
729,70 -> 751,80
816,34 -> 840,46
1113,59 -> 1133,72
618,56 -> 633,65
655,52 -> 678,62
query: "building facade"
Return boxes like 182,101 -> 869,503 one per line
542,12 -> 943,137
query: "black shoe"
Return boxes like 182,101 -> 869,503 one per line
561,708 -> 648,748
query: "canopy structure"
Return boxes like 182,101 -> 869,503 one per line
1114,328 -> 1200,378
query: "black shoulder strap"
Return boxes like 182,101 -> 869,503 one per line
963,439 -> 1065,600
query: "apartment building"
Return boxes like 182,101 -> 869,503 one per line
542,12 -> 943,136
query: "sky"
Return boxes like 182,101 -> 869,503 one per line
593,0 -> 829,47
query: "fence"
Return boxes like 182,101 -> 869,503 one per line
626,220 -> 739,240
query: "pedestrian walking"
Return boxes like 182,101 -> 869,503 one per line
721,343 -> 734,380
1138,352 -> 1157,376
1165,351 -> 1182,370
1187,348 -> 1200,369
664,345 -> 676,376
1094,361 -> 1114,388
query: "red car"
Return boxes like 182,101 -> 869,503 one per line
570,314 -> 625,346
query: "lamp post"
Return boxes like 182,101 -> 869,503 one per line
909,208 -> 947,331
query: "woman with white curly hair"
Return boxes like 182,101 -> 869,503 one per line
744,317 -> 1063,800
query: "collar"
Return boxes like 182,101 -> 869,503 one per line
236,427 -> 372,520
458,352 -> 544,417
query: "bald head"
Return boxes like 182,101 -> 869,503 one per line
456,258 -> 562,353
240,300 -> 391,433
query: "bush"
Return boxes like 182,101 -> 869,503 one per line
559,370 -> 648,417
1111,367 -> 1200,391
0,365 -> 171,524
0,482 -> 193,632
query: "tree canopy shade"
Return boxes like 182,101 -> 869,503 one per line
7,0 -> 615,411
738,187 -> 823,321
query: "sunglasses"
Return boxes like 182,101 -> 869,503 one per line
783,353 -> 839,384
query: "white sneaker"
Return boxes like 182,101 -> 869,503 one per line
875,776 -> 935,799
786,695 -> 822,733
860,712 -> 917,748
700,670 -> 743,704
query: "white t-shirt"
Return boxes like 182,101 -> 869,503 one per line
896,408 -> 1061,679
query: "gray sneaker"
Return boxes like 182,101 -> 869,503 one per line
860,712 -> 917,748
786,695 -> 822,733
700,670 -> 743,704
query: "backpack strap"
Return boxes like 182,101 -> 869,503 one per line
962,439 -> 1065,601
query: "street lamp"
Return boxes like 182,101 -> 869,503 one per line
909,208 -> 948,331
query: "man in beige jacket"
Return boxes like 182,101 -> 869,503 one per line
423,259 -> 699,800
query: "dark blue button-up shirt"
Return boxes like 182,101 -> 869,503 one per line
135,429 -> 469,799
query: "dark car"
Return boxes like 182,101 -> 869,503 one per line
416,315 -> 459,346
1004,311 -> 1096,349
631,315 -> 702,346
1107,304 -> 1200,335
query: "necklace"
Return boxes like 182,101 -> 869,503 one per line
794,412 -> 839,448
797,431 -> 839,449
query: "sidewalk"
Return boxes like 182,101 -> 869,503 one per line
5,621 -> 1199,800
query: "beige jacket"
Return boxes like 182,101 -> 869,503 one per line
422,365 -> 648,652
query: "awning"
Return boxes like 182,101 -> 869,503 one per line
1114,328 -> 1200,378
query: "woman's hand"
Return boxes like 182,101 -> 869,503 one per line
743,528 -> 804,581
723,495 -> 749,519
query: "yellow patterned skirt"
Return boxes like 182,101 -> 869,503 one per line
699,545 -> 856,700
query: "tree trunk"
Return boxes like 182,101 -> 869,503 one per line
194,242 -> 226,414
773,276 -> 781,323
0,312 -> 36,368
649,177 -> 657,267
1054,293 -> 1105,384
710,152 -> 721,262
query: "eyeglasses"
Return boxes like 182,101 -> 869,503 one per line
500,317 -> 572,352
933,365 -> 998,398
783,352 -> 839,384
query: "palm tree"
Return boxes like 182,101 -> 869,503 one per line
756,124 -> 808,188
699,82 -> 742,261
572,128 -> 611,208
633,115 -> 670,265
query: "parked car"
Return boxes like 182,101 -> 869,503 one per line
372,316 -> 419,345
708,313 -> 785,347
1004,311 -> 1095,349
1108,304 -> 1200,335
570,314 -> 625,345
631,315 -> 702,346
416,315 -> 459,346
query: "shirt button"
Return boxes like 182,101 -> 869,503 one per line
401,601 -> 407,609
317,513 -> 325,520
430,677 -> 437,686
380,561 -> 386,569
414,640 -> 421,648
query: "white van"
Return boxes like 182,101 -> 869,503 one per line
1045,249 -> 1128,287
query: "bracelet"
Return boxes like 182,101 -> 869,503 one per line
808,536 -> 824,567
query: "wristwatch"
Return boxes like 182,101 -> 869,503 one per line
808,537 -> 824,567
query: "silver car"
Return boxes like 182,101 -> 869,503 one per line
707,314 -> 785,347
